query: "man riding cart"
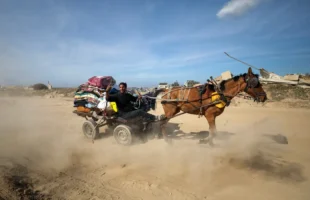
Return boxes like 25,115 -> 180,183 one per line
105,82 -> 163,123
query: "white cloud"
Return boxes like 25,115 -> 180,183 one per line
217,0 -> 262,19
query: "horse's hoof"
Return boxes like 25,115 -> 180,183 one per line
198,139 -> 215,147
141,137 -> 148,144
155,134 -> 163,140
198,139 -> 208,144
164,137 -> 173,145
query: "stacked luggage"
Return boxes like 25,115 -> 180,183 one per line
73,76 -> 118,114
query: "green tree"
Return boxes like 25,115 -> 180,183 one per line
186,80 -> 200,87
171,80 -> 180,87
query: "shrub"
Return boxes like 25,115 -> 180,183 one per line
31,83 -> 48,90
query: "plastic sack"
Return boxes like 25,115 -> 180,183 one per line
97,93 -> 118,112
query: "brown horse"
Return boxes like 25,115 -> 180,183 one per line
157,67 -> 267,146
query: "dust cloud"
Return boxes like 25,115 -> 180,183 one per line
0,96 -> 309,200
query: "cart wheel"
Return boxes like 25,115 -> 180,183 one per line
113,125 -> 133,146
82,119 -> 99,140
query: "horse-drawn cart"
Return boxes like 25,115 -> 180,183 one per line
72,75 -> 162,145
73,76 -> 162,146
72,62 -> 269,147
73,105 -> 157,146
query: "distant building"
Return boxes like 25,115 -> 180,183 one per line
47,81 -> 53,90
214,71 -> 233,83
184,80 -> 200,87
158,82 -> 169,89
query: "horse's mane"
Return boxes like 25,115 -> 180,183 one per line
219,73 -> 260,91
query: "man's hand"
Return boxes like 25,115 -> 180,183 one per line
106,84 -> 112,92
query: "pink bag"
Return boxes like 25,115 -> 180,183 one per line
87,76 -> 116,89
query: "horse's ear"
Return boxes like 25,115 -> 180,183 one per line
248,67 -> 254,76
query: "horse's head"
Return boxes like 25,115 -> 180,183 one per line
218,67 -> 267,102
242,67 -> 267,102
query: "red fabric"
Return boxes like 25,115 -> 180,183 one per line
87,76 -> 115,89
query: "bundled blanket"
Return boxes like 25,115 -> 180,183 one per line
73,76 -> 118,112
74,87 -> 119,108
76,84 -> 103,97
74,90 -> 101,107
74,76 -> 117,108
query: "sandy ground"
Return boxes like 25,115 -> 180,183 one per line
0,96 -> 310,200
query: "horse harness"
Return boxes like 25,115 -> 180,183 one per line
158,75 -> 266,119
215,75 -> 266,103
160,85 -> 227,118
244,76 -> 267,102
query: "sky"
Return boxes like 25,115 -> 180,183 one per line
0,0 -> 310,87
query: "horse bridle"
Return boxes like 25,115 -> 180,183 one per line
243,75 -> 267,102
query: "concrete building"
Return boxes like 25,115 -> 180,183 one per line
158,82 -> 169,89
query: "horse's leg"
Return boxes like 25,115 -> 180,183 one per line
154,117 -> 166,139
200,107 -> 224,146
159,118 -> 169,142
207,114 -> 217,146
158,104 -> 180,144
199,108 -> 217,146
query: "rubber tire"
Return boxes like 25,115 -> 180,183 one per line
113,124 -> 133,146
82,119 -> 99,140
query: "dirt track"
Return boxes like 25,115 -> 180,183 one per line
1,96 -> 310,200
